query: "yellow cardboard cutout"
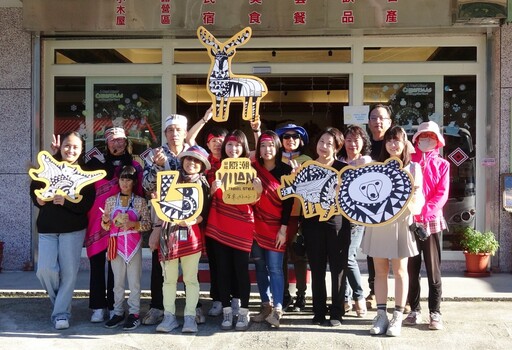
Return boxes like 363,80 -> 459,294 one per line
278,158 -> 414,225
337,158 -> 414,226
29,151 -> 106,203
279,160 -> 340,221
151,170 -> 203,224
216,158 -> 258,205
197,26 -> 268,123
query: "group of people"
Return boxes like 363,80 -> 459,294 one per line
30,103 -> 449,338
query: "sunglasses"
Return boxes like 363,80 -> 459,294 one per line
283,134 -> 300,140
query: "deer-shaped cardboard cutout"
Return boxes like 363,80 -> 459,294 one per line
197,26 -> 268,123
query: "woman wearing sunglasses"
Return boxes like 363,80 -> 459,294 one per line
275,124 -> 311,312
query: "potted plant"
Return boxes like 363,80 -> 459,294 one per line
460,227 -> 499,277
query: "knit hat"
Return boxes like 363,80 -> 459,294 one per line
178,145 -> 211,171
275,123 -> 309,145
412,121 -> 445,148
165,114 -> 188,130
104,127 -> 126,142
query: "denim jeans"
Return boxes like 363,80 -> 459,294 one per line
345,225 -> 365,302
251,241 -> 284,308
37,230 -> 86,323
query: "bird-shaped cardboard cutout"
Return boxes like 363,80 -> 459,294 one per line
151,170 -> 203,224
197,26 -> 268,123
278,158 -> 414,225
216,158 -> 258,205
29,151 -> 107,203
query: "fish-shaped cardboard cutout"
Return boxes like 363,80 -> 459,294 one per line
337,158 -> 413,226
29,150 -> 106,203
279,161 -> 340,221
278,158 -> 413,225
216,158 -> 258,205
197,26 -> 268,123
151,170 -> 203,224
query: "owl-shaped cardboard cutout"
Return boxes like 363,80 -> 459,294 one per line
151,170 -> 203,224
29,151 -> 106,203
215,158 -> 258,205
197,26 -> 268,123
278,158 -> 414,225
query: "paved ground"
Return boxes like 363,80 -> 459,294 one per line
1,271 -> 512,349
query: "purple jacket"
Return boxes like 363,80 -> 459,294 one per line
411,146 -> 450,223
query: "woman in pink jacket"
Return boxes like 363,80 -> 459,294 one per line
404,121 -> 450,331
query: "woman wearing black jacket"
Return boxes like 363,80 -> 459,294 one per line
30,131 -> 95,330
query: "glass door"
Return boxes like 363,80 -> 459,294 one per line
364,75 -> 477,251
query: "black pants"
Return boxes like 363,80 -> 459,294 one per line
88,249 -> 114,310
150,250 -> 164,310
212,239 -> 250,308
367,255 -> 375,295
283,216 -> 308,298
205,236 -> 220,301
407,232 -> 443,314
302,221 -> 349,319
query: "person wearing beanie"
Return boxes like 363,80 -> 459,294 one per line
404,121 -> 450,331
150,145 -> 212,334
85,127 -> 144,324
142,114 -> 193,326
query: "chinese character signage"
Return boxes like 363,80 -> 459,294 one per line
216,158 -> 258,205
23,0 -> 453,34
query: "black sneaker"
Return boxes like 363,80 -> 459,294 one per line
123,314 -> 141,331
283,294 -> 292,310
105,313 -> 125,328
312,314 -> 326,325
291,295 -> 306,312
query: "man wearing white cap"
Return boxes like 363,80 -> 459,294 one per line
404,121 -> 450,331
142,114 -> 190,325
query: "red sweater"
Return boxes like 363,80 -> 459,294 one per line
205,188 -> 255,252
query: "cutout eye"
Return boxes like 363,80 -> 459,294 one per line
361,185 -> 366,190
376,181 -> 380,186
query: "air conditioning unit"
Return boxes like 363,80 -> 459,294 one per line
453,0 -> 507,25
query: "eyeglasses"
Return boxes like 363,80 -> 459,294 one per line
283,134 -> 300,140
369,116 -> 391,122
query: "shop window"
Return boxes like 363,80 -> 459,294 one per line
55,48 -> 162,64
363,76 -> 477,251
54,77 -> 162,155
174,48 -> 351,64
364,46 -> 477,62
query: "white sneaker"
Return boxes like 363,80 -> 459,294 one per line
156,312 -> 179,333
90,308 -> 105,323
231,298 -> 240,317
235,307 -> 249,331
208,301 -> 223,316
195,307 -> 206,324
221,307 -> 233,330
182,315 -> 198,333
55,318 -> 69,330
370,309 -> 389,335
386,311 -> 403,337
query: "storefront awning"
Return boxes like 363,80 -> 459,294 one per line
22,0 -> 507,36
